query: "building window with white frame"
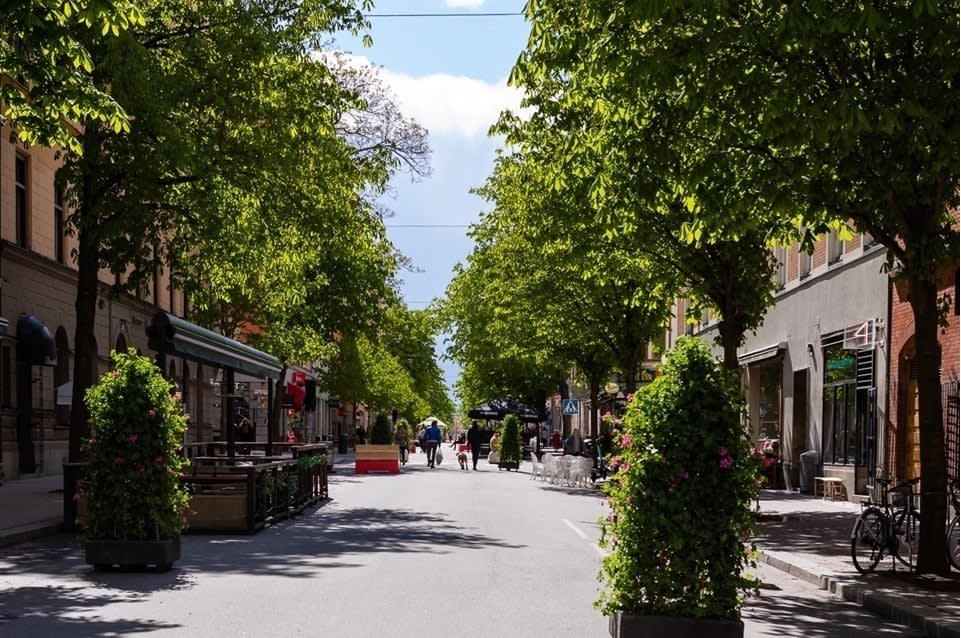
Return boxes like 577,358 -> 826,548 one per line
773,246 -> 786,289
827,230 -> 843,265
799,248 -> 812,279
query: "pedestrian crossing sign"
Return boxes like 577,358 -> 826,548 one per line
562,398 -> 579,415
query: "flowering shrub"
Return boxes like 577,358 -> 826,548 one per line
597,337 -> 760,620
80,349 -> 190,541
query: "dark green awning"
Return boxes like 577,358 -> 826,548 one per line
146,312 -> 281,380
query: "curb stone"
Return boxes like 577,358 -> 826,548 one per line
757,548 -> 960,638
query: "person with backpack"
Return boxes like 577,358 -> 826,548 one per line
424,419 -> 442,468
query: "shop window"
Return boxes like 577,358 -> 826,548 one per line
821,341 -> 868,465
758,361 -> 782,441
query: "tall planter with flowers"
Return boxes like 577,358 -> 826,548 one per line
598,338 -> 759,637
80,349 -> 190,572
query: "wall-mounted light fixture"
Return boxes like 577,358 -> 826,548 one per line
806,342 -> 815,357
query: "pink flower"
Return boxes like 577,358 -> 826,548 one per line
113,456 -> 124,464
155,455 -> 164,464
720,456 -> 733,470
138,465 -> 146,473
762,456 -> 776,469
620,436 -> 631,447
128,434 -> 139,443
718,446 -> 729,457
680,471 -> 690,480
72,492 -> 82,501
173,391 -> 183,401
148,409 -> 156,417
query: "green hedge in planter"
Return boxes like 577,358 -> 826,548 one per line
499,414 -> 522,465
370,412 -> 393,445
80,349 -> 190,542
597,337 -> 760,621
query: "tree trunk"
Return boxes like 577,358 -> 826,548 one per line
908,274 -> 948,574
589,378 -> 600,436
68,219 -> 101,462
717,318 -> 741,372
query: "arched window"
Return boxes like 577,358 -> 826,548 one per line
115,332 -> 127,354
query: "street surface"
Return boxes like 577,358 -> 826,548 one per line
0,450 -> 921,637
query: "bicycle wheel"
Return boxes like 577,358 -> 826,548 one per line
947,515 -> 960,571
851,508 -> 885,574
894,509 -> 921,570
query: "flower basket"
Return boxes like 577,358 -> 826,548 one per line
79,349 -> 189,571
597,338 -> 759,625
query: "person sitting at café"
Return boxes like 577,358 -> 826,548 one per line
563,428 -> 585,456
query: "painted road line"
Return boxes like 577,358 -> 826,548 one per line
563,518 -> 605,557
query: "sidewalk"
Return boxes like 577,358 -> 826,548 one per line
754,490 -> 959,638
0,473 -> 956,636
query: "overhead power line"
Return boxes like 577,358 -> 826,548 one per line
364,12 -> 524,18
386,224 -> 469,228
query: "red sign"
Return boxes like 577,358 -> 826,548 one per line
292,371 -> 307,385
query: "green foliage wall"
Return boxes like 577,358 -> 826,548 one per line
597,337 -> 759,620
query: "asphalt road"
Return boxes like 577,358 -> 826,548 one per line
0,449 -> 921,637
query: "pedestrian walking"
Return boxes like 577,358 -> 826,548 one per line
424,419 -> 442,468
394,422 -> 409,465
467,420 -> 483,470
563,427 -> 584,456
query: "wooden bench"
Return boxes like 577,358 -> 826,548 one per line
815,476 -> 844,501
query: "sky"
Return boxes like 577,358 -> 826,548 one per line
333,0 -> 532,398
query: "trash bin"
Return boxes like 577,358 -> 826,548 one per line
338,433 -> 348,454
799,450 -> 818,494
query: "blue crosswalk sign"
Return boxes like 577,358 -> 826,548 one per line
561,398 -> 579,415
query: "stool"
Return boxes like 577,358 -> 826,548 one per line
815,476 -> 844,500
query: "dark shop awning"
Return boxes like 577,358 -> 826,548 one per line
146,312 -> 282,380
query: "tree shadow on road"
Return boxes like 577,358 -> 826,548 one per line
0,585 -> 183,637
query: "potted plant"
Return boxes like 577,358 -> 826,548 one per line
598,338 -> 759,638
354,412 -> 399,474
80,349 -> 190,572
497,413 -> 522,471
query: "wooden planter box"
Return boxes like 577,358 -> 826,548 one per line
186,494 -> 248,532
85,537 -> 181,573
355,444 -> 400,474
497,460 -> 520,471
609,612 -> 743,638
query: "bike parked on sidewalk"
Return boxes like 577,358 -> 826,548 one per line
850,477 -> 921,574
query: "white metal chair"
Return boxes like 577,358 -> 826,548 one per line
553,455 -> 573,485
540,453 -> 555,482
530,453 -> 545,480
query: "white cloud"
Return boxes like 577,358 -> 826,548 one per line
339,53 -> 525,140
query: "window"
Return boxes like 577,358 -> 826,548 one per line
54,185 -> 65,264
827,230 -> 843,265
821,339 -> 875,467
799,249 -> 811,279
1,345 -> 11,407
773,247 -> 786,288
15,153 -> 29,248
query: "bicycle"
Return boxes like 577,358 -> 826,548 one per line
947,477 -> 959,571
850,477 -> 921,574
